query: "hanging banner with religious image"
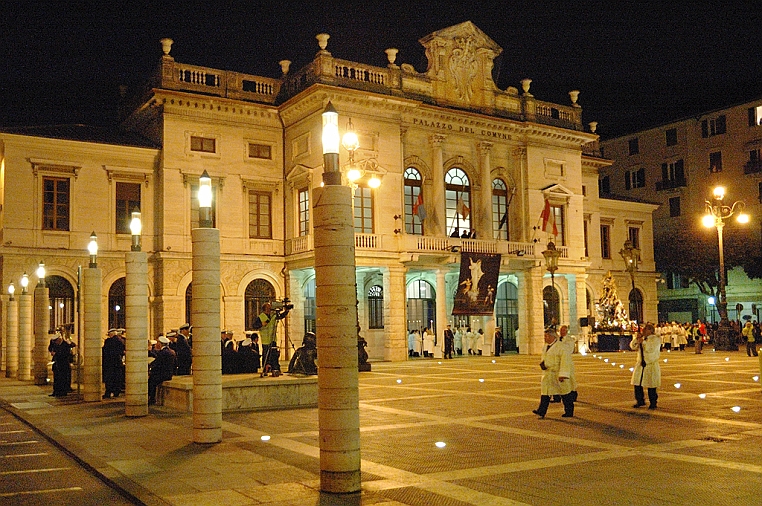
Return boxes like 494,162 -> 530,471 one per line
452,252 -> 501,315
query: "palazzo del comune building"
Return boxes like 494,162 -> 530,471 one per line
0,22 -> 658,360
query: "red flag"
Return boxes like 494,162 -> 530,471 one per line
456,196 -> 470,220
412,192 -> 426,220
540,198 -> 558,236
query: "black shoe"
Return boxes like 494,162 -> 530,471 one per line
561,413 -> 574,418
633,403 -> 646,408
532,409 -> 545,418
49,393 -> 56,397
648,405 -> 657,410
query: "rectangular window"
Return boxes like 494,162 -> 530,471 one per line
628,138 -> 639,155
628,227 -> 640,250
709,151 -> 722,173
599,175 -> 610,195
669,196 -> 681,217
747,149 -> 762,174
665,128 -> 678,146
190,136 -> 216,153
600,224 -> 611,259
749,106 -> 762,126
701,115 -> 726,137
551,205 -> 565,245
42,177 -> 70,231
298,188 -> 310,237
353,186 -> 373,233
657,159 -> 685,190
247,143 -> 272,159
625,168 -> 646,190
248,191 -> 271,239
190,184 -> 217,228
115,182 -> 141,234
583,219 -> 589,258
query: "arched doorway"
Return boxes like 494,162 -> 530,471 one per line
406,279 -> 435,334
108,277 -> 126,330
495,281 -> 519,352
543,285 -> 560,328
47,275 -> 75,334
244,279 -> 276,330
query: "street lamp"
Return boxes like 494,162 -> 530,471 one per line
702,185 -> 749,350
542,241 -> 561,327
87,233 -> 98,268
36,262 -> 46,286
130,208 -> 142,251
619,239 -> 641,325
20,273 -> 29,294
198,170 -> 213,228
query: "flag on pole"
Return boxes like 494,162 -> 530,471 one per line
540,198 -> 558,236
412,192 -> 427,221
456,196 -> 470,220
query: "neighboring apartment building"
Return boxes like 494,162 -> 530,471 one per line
0,22 -> 657,361
600,100 -> 762,324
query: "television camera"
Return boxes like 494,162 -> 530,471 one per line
271,297 -> 294,317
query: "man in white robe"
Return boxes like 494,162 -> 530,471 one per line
630,322 -> 661,409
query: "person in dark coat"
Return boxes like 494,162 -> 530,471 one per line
102,328 -> 125,398
237,335 -> 260,373
221,330 -> 237,374
49,331 -> 76,397
176,323 -> 193,374
287,332 -> 317,375
148,336 -> 177,405
443,325 -> 454,359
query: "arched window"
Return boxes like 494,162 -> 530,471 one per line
492,178 -> 509,240
629,288 -> 643,324
304,278 -> 316,334
368,285 -> 384,329
406,280 -> 436,334
543,285 -> 560,328
47,275 -> 75,334
108,277 -> 126,330
244,279 -> 276,330
404,167 -> 423,235
445,168 -> 471,237
495,282 -> 519,352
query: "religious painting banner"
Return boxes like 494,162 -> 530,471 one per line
452,252 -> 501,315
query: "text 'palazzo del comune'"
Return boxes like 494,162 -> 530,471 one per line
0,21 -> 657,361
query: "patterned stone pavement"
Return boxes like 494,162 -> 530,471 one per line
2,348 -> 762,505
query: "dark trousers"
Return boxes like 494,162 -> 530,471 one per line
695,340 -> 703,353
536,393 -> 574,416
634,385 -> 658,407
747,341 -> 758,356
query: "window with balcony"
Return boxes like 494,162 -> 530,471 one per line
115,182 -> 141,234
701,115 -> 726,137
368,285 -> 384,329
492,178 -> 509,240
669,196 -> 681,217
353,185 -> 374,234
404,167 -> 423,235
600,224 -> 611,259
657,159 -> 685,190
628,138 -> 639,155
248,190 -> 271,239
42,177 -> 70,231
298,188 -> 310,237
445,168 -> 471,237
190,136 -> 216,153
746,149 -> 762,174
665,128 -> 678,146
709,151 -> 722,173
625,168 -> 645,190
551,204 -> 566,246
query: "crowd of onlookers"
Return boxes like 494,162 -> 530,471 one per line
653,319 -> 761,355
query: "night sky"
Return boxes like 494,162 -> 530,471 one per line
1,1 -> 761,139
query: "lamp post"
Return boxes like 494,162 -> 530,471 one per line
5,283 -> 18,378
33,263 -> 50,386
125,208 -> 148,417
702,185 -> 749,351
619,239 -> 641,325
18,273 -> 32,381
191,170 -> 222,443
314,101 -> 361,493
542,241 -> 561,328
83,234 -> 103,401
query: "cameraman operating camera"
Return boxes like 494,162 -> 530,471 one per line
258,300 -> 291,372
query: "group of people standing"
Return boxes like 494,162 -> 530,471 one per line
407,326 -> 491,358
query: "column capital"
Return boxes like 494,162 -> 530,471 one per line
430,134 -> 446,147
478,141 -> 493,155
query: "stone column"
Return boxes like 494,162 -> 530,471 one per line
1,296 -> 5,372
429,134 -> 446,237
574,273 -> 590,350
313,183 -> 361,493
33,283 -> 50,385
5,295 -> 18,378
435,269 -> 447,344
82,267 -> 102,401
191,227 -> 222,444
125,251 -> 149,417
383,265 -> 408,362
18,291 -> 32,381
478,141 -> 493,239
516,268 -> 545,355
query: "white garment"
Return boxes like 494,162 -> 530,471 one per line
630,335 -> 662,388
423,330 -> 435,354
